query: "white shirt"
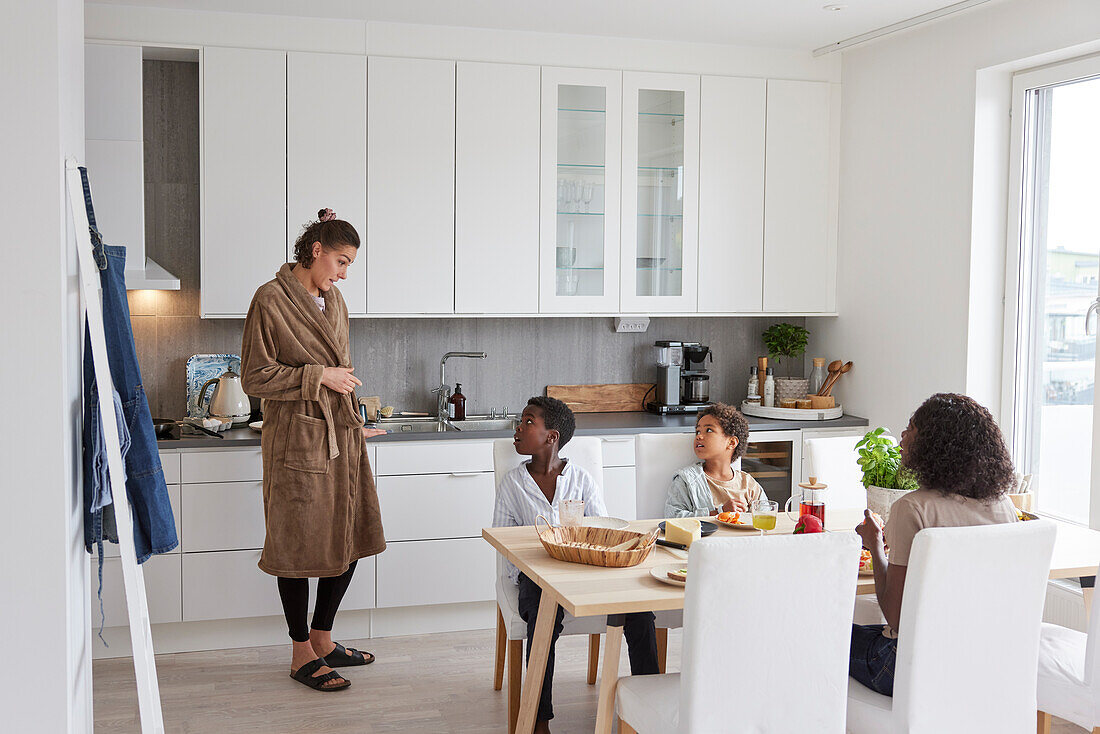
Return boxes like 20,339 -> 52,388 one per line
492,459 -> 608,583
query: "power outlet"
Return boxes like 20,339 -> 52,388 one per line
614,317 -> 651,333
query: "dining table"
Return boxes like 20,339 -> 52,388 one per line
482,507 -> 1100,734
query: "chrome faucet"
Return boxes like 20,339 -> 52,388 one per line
432,351 -> 486,421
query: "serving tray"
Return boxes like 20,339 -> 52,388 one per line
741,400 -> 844,421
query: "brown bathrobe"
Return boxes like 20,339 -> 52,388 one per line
241,263 -> 386,578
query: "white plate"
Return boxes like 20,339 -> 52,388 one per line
713,513 -> 761,531
578,516 -> 629,530
651,564 -> 688,586
249,420 -> 263,432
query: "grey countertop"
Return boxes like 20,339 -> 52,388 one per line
157,411 -> 868,450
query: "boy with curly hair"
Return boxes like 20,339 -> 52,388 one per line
664,402 -> 768,517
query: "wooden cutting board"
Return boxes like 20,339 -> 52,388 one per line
546,384 -> 654,413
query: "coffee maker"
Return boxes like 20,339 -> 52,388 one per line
646,340 -> 713,414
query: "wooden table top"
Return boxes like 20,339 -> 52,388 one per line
482,508 -> 1100,618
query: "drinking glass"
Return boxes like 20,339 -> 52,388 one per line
752,499 -> 778,536
560,498 -> 585,527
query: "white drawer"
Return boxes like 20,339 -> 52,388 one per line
375,440 -> 494,476
376,538 -> 495,608
183,550 -> 282,621
377,472 -> 494,541
339,556 -> 376,612
159,451 -> 181,484
102,485 -> 181,559
597,435 -> 636,467
181,448 -> 263,484
604,466 -> 637,520
91,553 -> 182,627
181,481 -> 265,553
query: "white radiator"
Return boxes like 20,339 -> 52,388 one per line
1043,579 -> 1088,632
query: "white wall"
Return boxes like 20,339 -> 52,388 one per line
84,3 -> 840,82
815,0 -> 1100,434
0,0 -> 89,731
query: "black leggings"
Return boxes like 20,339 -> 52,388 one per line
276,561 -> 357,643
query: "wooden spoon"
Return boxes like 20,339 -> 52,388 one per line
816,360 -> 843,396
822,361 -> 853,397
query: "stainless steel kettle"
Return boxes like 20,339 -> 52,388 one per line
198,369 -> 251,425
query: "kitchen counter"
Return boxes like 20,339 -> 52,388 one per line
157,411 -> 868,449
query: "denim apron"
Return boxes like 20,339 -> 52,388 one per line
80,167 -> 178,575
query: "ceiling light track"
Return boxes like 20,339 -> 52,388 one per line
812,0 -> 994,57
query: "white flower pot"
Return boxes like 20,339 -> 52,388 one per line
866,484 -> 911,524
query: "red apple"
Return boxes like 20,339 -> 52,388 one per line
793,514 -> 824,534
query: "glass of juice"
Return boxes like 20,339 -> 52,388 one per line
752,499 -> 779,536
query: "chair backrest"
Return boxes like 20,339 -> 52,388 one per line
679,533 -> 860,733
893,520 -> 1056,732
634,432 -> 741,520
492,436 -> 604,490
804,435 -> 868,511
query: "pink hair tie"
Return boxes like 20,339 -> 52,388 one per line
319,208 -> 337,222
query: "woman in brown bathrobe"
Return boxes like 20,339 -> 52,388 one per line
241,208 -> 386,692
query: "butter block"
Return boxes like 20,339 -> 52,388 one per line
666,518 -> 702,547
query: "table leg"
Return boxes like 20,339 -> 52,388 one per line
515,591 -> 558,734
595,618 -> 625,734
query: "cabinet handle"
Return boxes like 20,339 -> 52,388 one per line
449,472 -> 482,477
600,438 -> 632,443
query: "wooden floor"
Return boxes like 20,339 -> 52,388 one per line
93,628 -> 1087,733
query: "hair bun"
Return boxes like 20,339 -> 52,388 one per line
318,208 -> 337,222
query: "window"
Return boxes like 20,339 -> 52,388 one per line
1007,57 -> 1100,526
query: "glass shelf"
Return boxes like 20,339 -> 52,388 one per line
636,267 -> 683,272
639,112 -> 685,118
557,107 -> 607,114
555,266 -> 605,271
556,211 -> 604,216
637,213 -> 682,218
559,163 -> 605,169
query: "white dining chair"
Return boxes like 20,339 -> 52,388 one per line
634,432 -> 739,520
1037,565 -> 1100,734
489,437 -> 615,734
805,434 -> 887,625
846,520 -> 1056,734
616,532 -> 862,733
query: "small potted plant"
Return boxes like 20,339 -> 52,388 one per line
762,322 -> 810,403
856,427 -> 920,522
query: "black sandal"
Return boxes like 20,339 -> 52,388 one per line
290,658 -> 350,691
323,641 -> 375,667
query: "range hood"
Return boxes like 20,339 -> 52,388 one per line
86,43 -> 181,291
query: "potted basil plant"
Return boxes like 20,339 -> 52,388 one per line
762,322 -> 810,403
856,427 -> 920,522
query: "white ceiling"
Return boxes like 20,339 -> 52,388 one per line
89,0 -> 996,51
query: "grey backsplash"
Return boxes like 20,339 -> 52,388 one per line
130,60 -> 810,419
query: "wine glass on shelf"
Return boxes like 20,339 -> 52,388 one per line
583,182 -> 594,213
752,499 -> 778,537
572,179 -> 584,213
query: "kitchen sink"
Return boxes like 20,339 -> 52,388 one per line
449,417 -> 520,432
369,417 -> 457,433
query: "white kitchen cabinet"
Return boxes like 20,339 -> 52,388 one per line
85,43 -> 145,273
604,466 -> 637,520
698,76 -> 767,313
455,62 -> 541,314
93,554 -> 182,627
376,538 -> 496,608
375,439 -> 494,476
762,80 -> 838,313
183,549 -> 281,621
287,52 -> 368,315
597,435 -> 636,467
620,72 -> 700,313
201,47 -> 287,317
539,67 -> 623,313
367,57 -> 456,314
377,472 -> 495,541
180,447 -> 262,484
160,451 -> 181,484
181,481 -> 265,552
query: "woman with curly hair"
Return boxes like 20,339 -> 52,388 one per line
664,403 -> 768,517
850,393 -> 1018,696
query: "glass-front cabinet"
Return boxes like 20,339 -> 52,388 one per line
620,72 -> 700,313
540,68 -> 622,312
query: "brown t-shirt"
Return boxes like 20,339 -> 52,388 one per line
885,488 -> 1019,567
880,489 -> 1018,639
705,470 -> 764,510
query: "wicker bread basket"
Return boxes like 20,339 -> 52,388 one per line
535,516 -> 659,568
